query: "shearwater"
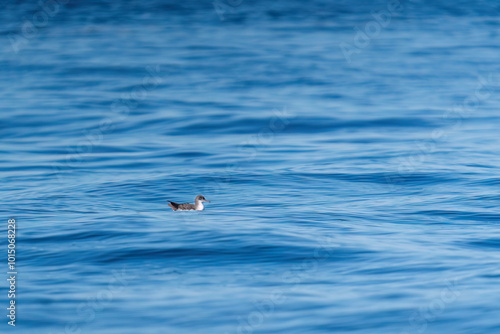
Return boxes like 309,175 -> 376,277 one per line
168,195 -> 211,211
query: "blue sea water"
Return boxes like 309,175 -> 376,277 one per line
1,0 -> 500,333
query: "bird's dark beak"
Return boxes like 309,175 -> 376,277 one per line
205,200 -> 211,203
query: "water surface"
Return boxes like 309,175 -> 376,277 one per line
1,1 -> 500,333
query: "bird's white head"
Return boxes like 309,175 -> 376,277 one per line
195,195 -> 210,210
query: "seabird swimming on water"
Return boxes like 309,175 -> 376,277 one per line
168,195 -> 211,211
